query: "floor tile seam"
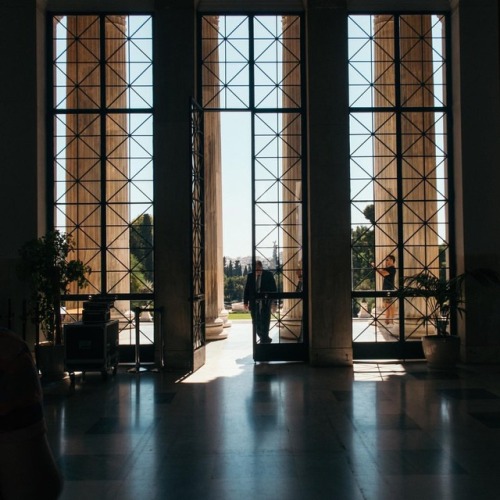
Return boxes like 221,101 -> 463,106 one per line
111,440 -> 159,481
428,432 -> 500,450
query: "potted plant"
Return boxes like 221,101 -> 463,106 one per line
18,230 -> 91,379
403,269 -> 499,369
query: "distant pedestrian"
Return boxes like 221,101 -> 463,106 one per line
371,255 -> 396,324
244,261 -> 277,343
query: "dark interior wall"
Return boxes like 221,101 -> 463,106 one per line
452,0 -> 500,360
0,0 -> 46,343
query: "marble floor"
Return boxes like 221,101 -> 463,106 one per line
43,321 -> 500,500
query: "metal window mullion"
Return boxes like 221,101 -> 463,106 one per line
299,13 -> 307,329
394,15 -> 406,343
223,18 -> 228,108
249,16 -> 255,111
100,15 -> 108,294
443,13 -> 457,333
251,111 -> 256,273
444,13 -> 455,278
275,111 -> 281,275
250,16 -> 256,274
48,16 -> 56,230
197,14 -> 204,106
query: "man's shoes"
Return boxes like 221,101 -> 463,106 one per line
260,336 -> 272,344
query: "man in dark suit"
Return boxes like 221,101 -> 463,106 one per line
244,260 -> 277,343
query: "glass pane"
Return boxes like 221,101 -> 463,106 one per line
53,15 -> 154,347
349,14 -> 450,344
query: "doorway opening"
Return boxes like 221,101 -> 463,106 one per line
200,13 -> 307,362
220,111 -> 253,350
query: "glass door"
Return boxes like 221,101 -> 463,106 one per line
199,13 -> 308,362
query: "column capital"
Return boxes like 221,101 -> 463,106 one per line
308,0 -> 347,10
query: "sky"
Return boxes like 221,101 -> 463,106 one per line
220,112 -> 252,258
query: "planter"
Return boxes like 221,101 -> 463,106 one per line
422,335 -> 460,369
36,342 -> 66,381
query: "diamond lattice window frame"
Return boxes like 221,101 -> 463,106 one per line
49,14 -> 155,345
348,13 -> 453,343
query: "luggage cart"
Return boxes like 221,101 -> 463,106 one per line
64,320 -> 119,385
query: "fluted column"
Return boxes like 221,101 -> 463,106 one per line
373,15 -> 439,330
280,15 -> 303,340
307,0 -> 352,365
65,16 -> 130,315
202,16 -> 227,340
105,16 -> 131,319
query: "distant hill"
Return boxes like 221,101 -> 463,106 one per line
223,255 -> 275,270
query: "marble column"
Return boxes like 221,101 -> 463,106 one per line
373,15 -> 439,331
155,2 -> 198,371
307,0 -> 352,365
200,15 -> 227,340
280,15 -> 303,340
64,16 -> 130,315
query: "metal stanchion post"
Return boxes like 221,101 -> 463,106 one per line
128,307 -> 147,373
158,307 -> 164,368
150,307 -> 164,373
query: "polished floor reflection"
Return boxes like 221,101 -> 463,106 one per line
43,321 -> 500,500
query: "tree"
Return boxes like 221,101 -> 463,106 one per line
351,225 -> 375,291
234,259 -> 242,276
130,254 -> 153,294
272,241 -> 279,268
130,214 -> 153,283
351,205 -> 375,317
363,204 -> 375,225
227,259 -> 234,277
352,203 -> 375,293
224,275 -> 246,303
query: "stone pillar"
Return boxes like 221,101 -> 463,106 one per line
0,1 -> 46,345
201,15 -> 228,340
155,1 -> 198,370
373,15 -> 397,274
452,0 -> 500,362
64,16 -> 130,314
280,15 -> 303,340
308,0 -> 352,365
373,15 -> 439,328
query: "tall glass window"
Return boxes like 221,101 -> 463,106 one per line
349,14 -> 451,345
200,15 -> 307,348
51,15 -> 154,345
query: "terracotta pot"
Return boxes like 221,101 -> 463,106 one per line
422,335 -> 460,369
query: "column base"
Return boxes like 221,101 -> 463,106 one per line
206,317 -> 228,341
310,347 -> 353,366
278,319 -> 302,340
219,308 -> 232,328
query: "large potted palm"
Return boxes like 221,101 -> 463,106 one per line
18,230 -> 91,379
404,269 -> 499,369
